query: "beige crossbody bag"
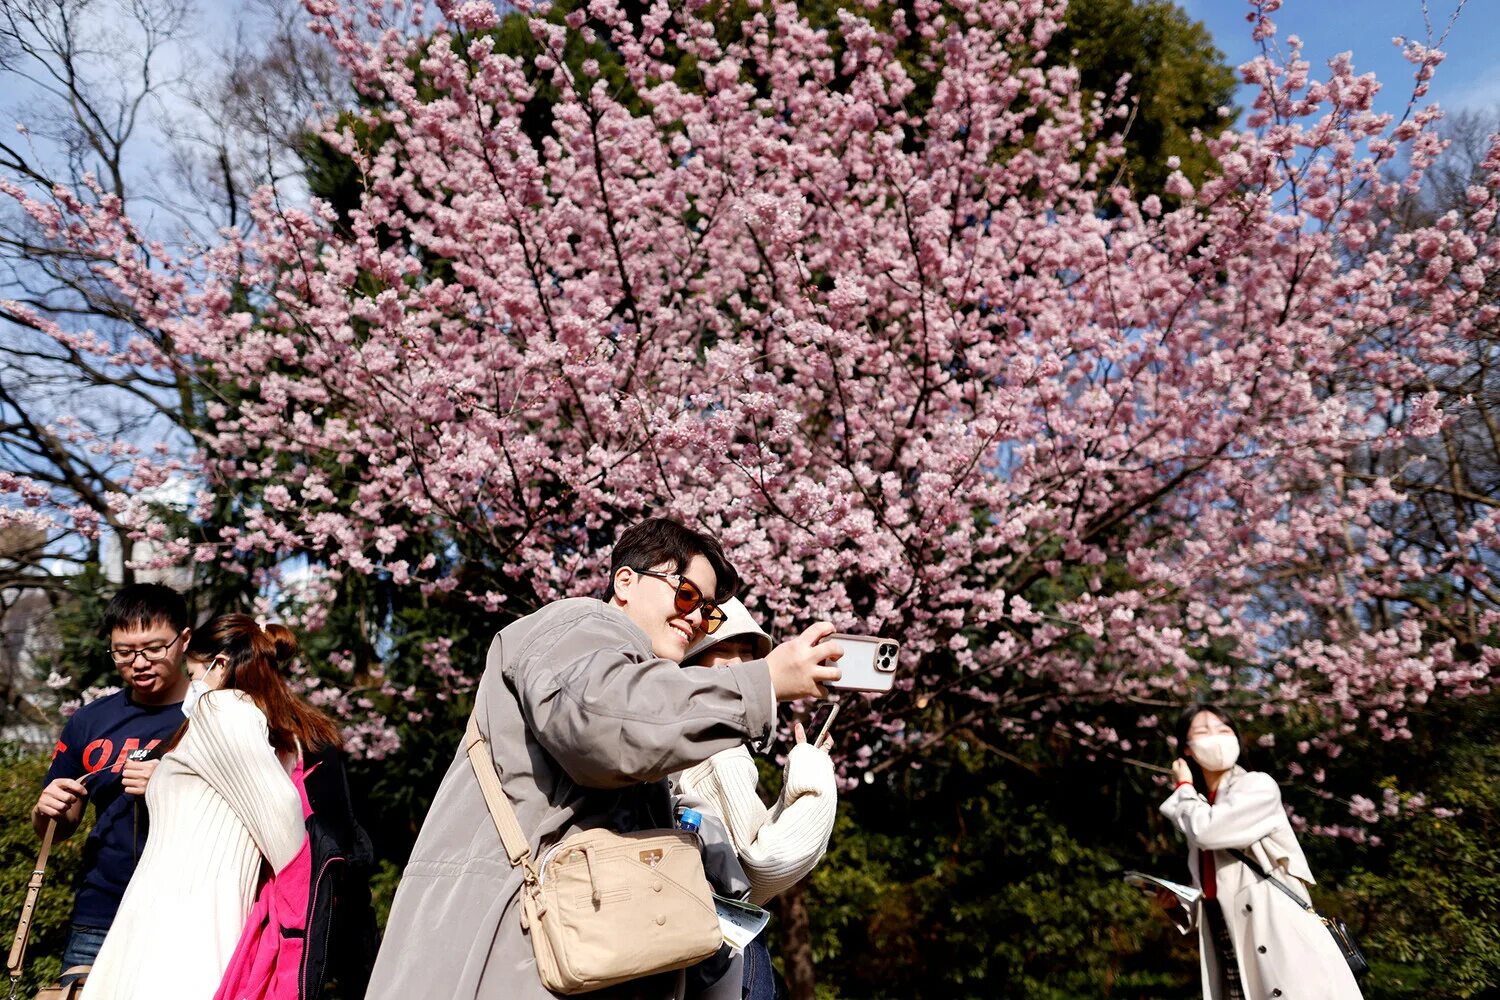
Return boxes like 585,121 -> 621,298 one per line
463,715 -> 722,994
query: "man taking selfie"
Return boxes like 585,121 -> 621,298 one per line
367,517 -> 842,1000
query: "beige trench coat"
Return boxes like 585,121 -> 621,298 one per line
366,598 -> 776,1000
1160,767 -> 1364,1000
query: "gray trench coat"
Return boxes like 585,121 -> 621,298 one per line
365,598 -> 776,1000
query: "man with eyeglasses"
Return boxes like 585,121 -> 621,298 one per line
368,516 -> 843,1000
32,583 -> 192,979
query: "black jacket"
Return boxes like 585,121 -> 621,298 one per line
300,747 -> 379,1000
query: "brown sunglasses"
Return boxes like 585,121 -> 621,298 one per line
631,569 -> 728,635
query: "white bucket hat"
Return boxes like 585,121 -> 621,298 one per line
683,597 -> 773,663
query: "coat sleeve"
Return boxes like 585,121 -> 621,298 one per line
1159,771 -> 1286,851
677,743 -> 838,903
178,690 -> 306,870
740,743 -> 837,903
679,747 -> 771,855
676,744 -> 837,903
505,612 -> 776,789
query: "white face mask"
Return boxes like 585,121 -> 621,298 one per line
1188,733 -> 1240,772
181,678 -> 212,719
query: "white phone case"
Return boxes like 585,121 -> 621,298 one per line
825,634 -> 900,693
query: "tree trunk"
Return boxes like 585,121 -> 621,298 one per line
773,882 -> 816,1000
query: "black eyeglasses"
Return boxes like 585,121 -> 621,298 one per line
631,569 -> 728,636
110,631 -> 186,665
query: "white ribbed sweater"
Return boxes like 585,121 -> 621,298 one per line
676,742 -> 837,905
83,690 -> 306,1000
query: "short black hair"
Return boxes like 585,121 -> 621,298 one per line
606,517 -> 740,602
101,583 -> 190,636
1174,702 -> 1241,795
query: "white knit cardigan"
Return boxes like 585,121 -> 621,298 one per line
675,741 -> 837,905
83,689 -> 306,1000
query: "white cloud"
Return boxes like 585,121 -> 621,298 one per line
1451,64 -> 1500,113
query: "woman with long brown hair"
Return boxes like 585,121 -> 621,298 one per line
84,615 -> 341,1000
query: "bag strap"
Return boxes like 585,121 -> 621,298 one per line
1226,848 -> 1315,913
7,817 -> 57,983
463,714 -> 535,873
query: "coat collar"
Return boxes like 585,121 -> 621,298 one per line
596,598 -> 655,656
1213,763 -> 1250,794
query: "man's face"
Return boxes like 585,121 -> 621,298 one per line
614,554 -> 718,662
110,620 -> 189,700
697,637 -> 757,668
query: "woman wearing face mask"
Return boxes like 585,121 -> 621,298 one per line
181,646 -> 218,716
1161,704 -> 1362,1000
676,598 -> 838,1000
83,615 -> 343,1000
185,623 -> 379,998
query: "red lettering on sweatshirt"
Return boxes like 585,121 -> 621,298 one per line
81,739 -> 114,772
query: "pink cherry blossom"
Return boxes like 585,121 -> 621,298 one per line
4,0 -> 1497,792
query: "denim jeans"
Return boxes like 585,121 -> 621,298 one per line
742,938 -> 778,1000
59,923 -> 108,982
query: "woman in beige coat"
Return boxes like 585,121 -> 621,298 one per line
1160,704 -> 1363,1000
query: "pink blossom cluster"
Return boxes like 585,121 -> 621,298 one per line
5,0 -> 1499,785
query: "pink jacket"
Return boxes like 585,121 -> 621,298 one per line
214,756 -> 314,1000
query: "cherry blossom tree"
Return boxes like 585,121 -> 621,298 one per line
4,0 -> 1498,776
0,0 -> 357,739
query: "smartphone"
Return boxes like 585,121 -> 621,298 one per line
807,701 -> 840,744
824,634 -> 900,693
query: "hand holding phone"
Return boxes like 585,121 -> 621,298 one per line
799,701 -> 839,751
767,622 -> 845,701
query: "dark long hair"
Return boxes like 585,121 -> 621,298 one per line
1174,703 -> 1241,796
169,614 -> 342,755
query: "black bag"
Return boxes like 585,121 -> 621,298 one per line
1228,849 -> 1369,978
300,748 -> 380,1000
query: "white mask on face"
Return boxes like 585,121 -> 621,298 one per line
182,678 -> 212,719
1188,733 -> 1240,772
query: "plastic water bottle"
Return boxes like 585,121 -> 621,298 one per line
677,808 -> 702,835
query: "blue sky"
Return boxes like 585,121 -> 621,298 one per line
1179,0 -> 1500,118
